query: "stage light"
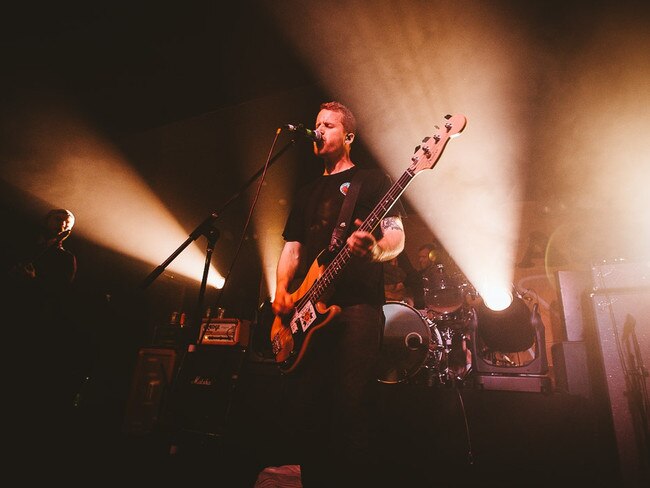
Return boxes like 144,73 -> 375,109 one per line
475,292 -> 536,354
469,288 -> 549,391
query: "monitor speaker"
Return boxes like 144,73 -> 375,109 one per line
123,347 -> 178,435
555,270 -> 592,341
551,341 -> 591,398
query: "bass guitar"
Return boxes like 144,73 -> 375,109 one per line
271,113 -> 467,373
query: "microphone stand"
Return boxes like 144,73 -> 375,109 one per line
143,137 -> 296,445
140,137 -> 296,295
195,224 -> 220,344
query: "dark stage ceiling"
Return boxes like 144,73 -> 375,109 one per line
1,2 -> 315,136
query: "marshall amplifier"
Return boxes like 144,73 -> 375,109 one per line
167,347 -> 247,436
199,318 -> 250,347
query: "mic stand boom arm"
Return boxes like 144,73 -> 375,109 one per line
139,138 -> 296,291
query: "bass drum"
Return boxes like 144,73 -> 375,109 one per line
378,301 -> 431,384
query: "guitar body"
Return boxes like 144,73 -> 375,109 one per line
270,252 -> 342,373
271,113 -> 467,373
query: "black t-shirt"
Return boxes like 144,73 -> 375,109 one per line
33,244 -> 77,287
283,166 -> 403,307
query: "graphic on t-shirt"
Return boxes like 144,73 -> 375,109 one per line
340,182 -> 350,196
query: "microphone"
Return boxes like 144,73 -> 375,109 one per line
284,123 -> 322,142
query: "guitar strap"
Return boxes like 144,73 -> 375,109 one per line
328,169 -> 365,253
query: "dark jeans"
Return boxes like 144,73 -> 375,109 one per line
283,303 -> 384,488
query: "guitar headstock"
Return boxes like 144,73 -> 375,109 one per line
410,114 -> 467,174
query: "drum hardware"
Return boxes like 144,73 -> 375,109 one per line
424,306 -> 476,386
422,263 -> 464,315
378,299 -> 478,386
405,331 -> 425,350
416,320 -> 445,387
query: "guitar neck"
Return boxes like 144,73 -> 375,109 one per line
357,168 -> 415,235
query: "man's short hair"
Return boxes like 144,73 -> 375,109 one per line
320,101 -> 357,135
46,208 -> 75,231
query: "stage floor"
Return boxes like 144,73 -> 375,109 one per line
21,355 -> 624,487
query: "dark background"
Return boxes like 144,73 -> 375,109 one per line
1,3 -> 648,484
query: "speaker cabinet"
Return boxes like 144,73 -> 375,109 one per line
123,347 -> 177,435
556,270 -> 592,341
589,284 -> 650,487
551,341 -> 591,398
249,299 -> 277,362
168,347 -> 247,436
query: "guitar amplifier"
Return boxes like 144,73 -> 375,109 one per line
199,318 -> 250,347
591,260 -> 650,291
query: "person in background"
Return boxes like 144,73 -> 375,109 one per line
6,208 -> 77,287
4,208 -> 84,458
383,256 -> 410,305
416,242 -> 439,276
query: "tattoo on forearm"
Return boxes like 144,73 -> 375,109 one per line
381,216 -> 403,232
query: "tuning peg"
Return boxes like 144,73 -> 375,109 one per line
444,114 -> 452,119
413,144 -> 421,153
422,136 -> 430,143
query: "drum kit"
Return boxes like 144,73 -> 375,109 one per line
377,263 -> 477,386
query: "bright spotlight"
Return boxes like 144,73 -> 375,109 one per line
482,288 -> 514,312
